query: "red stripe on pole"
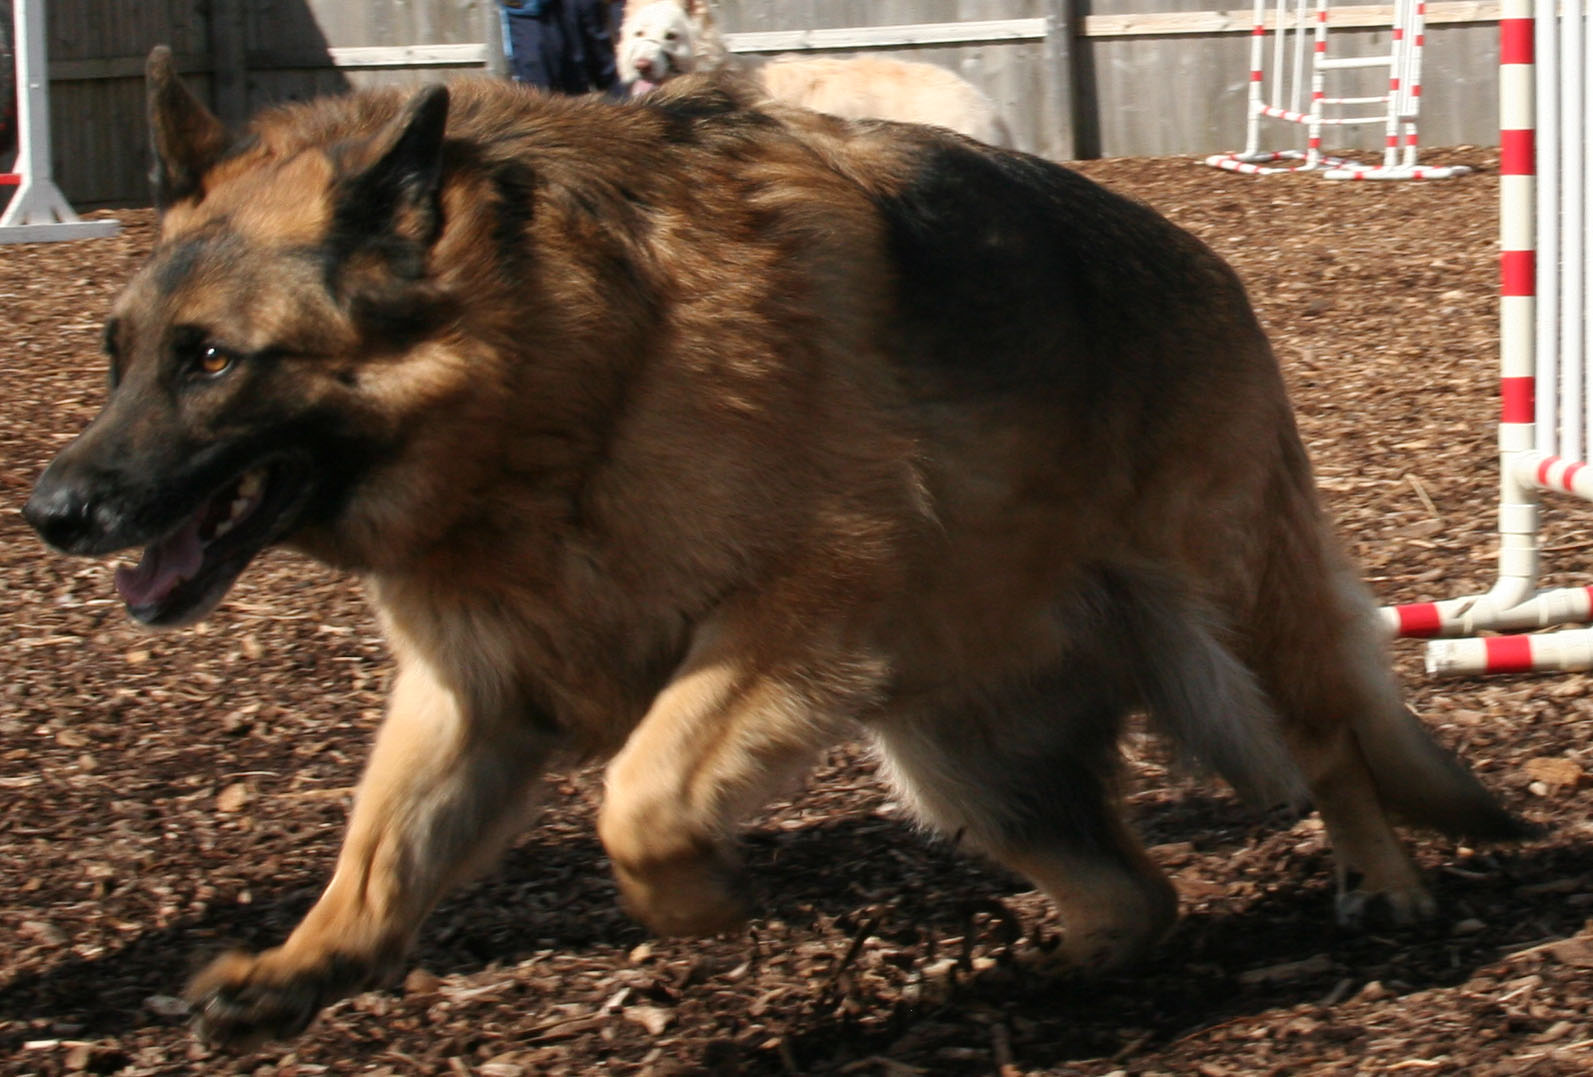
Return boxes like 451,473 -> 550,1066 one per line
1538,457 -> 1557,486
1500,129 -> 1535,175
1484,635 -> 1536,673
1397,604 -> 1444,638
1501,249 -> 1536,296
1563,462 -> 1586,492
1500,18 -> 1534,64
1251,70 -> 1264,81
1500,377 -> 1535,423
0,173 -> 18,186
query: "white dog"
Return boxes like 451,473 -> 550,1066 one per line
617,0 -> 1014,148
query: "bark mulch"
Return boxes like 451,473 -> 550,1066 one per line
4,146 -> 1593,1076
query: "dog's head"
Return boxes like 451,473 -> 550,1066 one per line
617,1 -> 703,94
24,48 -> 480,627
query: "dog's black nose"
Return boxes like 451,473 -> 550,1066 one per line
24,479 -> 106,554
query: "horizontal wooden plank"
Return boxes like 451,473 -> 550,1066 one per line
48,45 -> 490,82
45,1 -> 1501,85
320,43 -> 490,68
248,44 -> 491,70
726,2 -> 1499,51
1081,0 -> 1500,38
725,18 -> 1049,54
49,53 -> 209,81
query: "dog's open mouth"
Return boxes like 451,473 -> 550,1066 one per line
115,460 -> 307,627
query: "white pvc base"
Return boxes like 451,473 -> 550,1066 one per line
0,178 -> 120,244
1383,586 -> 1593,676
1323,164 -> 1473,180
1426,628 -> 1593,676
1203,150 -> 1357,175
1204,151 -> 1471,181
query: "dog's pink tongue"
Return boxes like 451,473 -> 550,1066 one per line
114,520 -> 204,607
631,78 -> 659,95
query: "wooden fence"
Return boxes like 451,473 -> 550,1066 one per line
14,0 -> 1503,208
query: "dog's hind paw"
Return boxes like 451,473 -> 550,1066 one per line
185,948 -> 373,1049
1334,878 -> 1438,929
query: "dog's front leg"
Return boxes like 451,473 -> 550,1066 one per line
187,662 -> 555,1048
597,621 -> 871,937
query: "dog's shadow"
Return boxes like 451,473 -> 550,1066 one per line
2,790 -> 1582,1072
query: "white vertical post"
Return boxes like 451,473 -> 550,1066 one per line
1584,1 -> 1593,449
1271,0 -> 1289,115
0,0 -> 118,243
1559,0 -> 1582,461
1536,0 -> 1560,453
1290,0 -> 1309,116
1241,0 -> 1269,157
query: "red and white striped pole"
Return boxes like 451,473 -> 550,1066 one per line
1384,0 -> 1593,675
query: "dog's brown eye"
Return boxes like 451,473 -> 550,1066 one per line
196,345 -> 234,377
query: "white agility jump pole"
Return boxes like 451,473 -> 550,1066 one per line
1204,0 -> 1468,179
0,0 -> 118,243
1381,0 -> 1593,674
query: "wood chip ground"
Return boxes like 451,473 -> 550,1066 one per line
4,147 -> 1593,1076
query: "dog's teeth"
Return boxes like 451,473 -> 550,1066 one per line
237,470 -> 265,501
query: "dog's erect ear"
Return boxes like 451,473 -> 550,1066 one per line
146,45 -> 231,211
332,84 -> 451,252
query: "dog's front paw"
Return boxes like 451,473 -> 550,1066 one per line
1058,924 -> 1155,972
609,843 -> 750,937
186,948 -> 370,1049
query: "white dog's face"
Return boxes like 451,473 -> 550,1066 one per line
618,1 -> 698,93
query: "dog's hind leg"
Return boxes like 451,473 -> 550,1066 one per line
871,672 -> 1177,971
1242,488 -> 1528,924
187,663 -> 556,1048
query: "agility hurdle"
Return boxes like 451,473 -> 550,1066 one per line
0,0 -> 117,243
1382,0 -> 1593,674
1204,0 -> 1468,179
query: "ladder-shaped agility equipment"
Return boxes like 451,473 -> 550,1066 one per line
1384,0 -> 1593,673
0,0 -> 118,243
1205,0 -> 1468,179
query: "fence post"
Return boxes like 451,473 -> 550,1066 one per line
1044,0 -> 1078,160
208,0 -> 249,127
483,0 -> 507,78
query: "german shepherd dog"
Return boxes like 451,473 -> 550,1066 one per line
25,48 -> 1524,1047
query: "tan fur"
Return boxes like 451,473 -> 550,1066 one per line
618,0 -> 1014,146
757,55 -> 1013,147
22,55 -> 1526,1049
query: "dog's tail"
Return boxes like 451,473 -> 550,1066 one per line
1093,567 -> 1306,809
1330,572 -> 1537,841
